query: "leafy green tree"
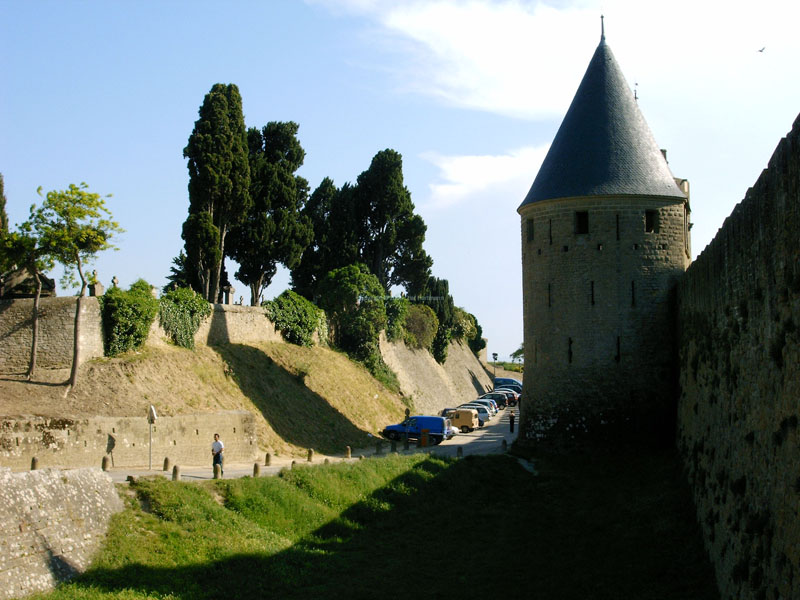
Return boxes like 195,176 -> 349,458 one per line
183,83 -> 251,302
415,276 -> 455,363
162,250 -> 198,294
227,122 -> 313,305
451,307 -> 478,341
32,183 -> 123,391
511,343 -> 524,364
385,296 -> 410,342
317,263 -> 386,362
2,215 -> 55,379
353,149 -> 432,292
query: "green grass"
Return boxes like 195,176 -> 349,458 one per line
31,451 -> 718,600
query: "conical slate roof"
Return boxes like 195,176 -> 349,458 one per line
519,36 -> 685,208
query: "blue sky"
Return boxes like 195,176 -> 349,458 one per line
2,0 -> 799,361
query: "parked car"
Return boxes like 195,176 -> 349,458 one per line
478,393 -> 508,411
448,408 -> 480,433
471,398 -> 498,415
458,403 -> 491,424
494,388 -> 519,406
494,377 -> 522,393
382,415 -> 453,445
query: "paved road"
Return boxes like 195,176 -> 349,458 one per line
105,408 -> 520,484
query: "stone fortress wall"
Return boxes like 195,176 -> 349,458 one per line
518,193 -> 689,441
1,411 -> 259,471
0,468 -> 123,600
0,297 -> 104,372
676,114 -> 800,600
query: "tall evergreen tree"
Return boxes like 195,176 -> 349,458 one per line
353,149 -> 432,292
226,122 -> 313,305
183,83 -> 251,302
291,178 -> 359,300
291,149 -> 432,299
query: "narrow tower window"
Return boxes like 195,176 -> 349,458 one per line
645,209 -> 659,233
568,337 -> 573,364
526,218 -> 535,242
591,281 -> 595,305
631,281 -> 636,307
548,283 -> 552,307
575,211 -> 589,234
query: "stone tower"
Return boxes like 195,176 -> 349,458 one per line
517,28 -> 691,446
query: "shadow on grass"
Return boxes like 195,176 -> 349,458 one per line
211,343 -> 369,454
68,451 -> 719,600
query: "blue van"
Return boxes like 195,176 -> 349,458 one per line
382,415 -> 452,445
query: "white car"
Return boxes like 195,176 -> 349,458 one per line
469,398 -> 498,416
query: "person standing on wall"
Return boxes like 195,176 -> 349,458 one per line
509,411 -> 516,434
211,433 -> 224,476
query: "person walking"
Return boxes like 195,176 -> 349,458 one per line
211,433 -> 224,476
509,410 -> 515,434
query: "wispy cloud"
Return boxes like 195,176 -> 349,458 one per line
421,145 -> 548,209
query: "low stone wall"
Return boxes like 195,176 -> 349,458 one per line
1,411 -> 259,471
0,297 -> 104,373
0,467 -> 123,600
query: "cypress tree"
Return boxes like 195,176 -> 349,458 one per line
183,83 -> 251,302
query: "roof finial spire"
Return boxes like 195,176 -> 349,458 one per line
600,14 -> 605,41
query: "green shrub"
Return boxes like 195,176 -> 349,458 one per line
385,296 -> 410,342
99,279 -> 159,356
451,306 -> 477,341
403,303 -> 438,350
263,290 -> 326,347
159,286 -> 211,349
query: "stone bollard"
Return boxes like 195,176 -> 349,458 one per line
163,457 -> 171,472
324,458 -> 330,464
345,446 -> 352,459
101,455 -> 110,471
376,440 -> 383,455
390,440 -> 397,453
291,460 -> 296,469
502,439 -> 508,451
265,452 -> 272,466
213,463 -> 222,479
172,465 -> 181,481
404,436 -> 410,451
457,446 -> 463,458
253,463 -> 261,477
307,448 -> 314,462
359,455 -> 364,460
416,436 -> 423,448
30,457 -> 39,470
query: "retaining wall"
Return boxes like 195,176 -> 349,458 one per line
676,114 -> 800,600
0,297 -> 103,372
0,411 -> 259,471
0,467 -> 123,600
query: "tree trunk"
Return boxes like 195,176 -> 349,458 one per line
65,258 -> 87,395
209,226 -> 228,303
26,269 -> 42,380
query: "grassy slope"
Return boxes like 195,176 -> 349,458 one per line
0,341 -> 410,457
30,451 -> 719,600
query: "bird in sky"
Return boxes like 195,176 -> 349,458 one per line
758,46 -> 766,52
